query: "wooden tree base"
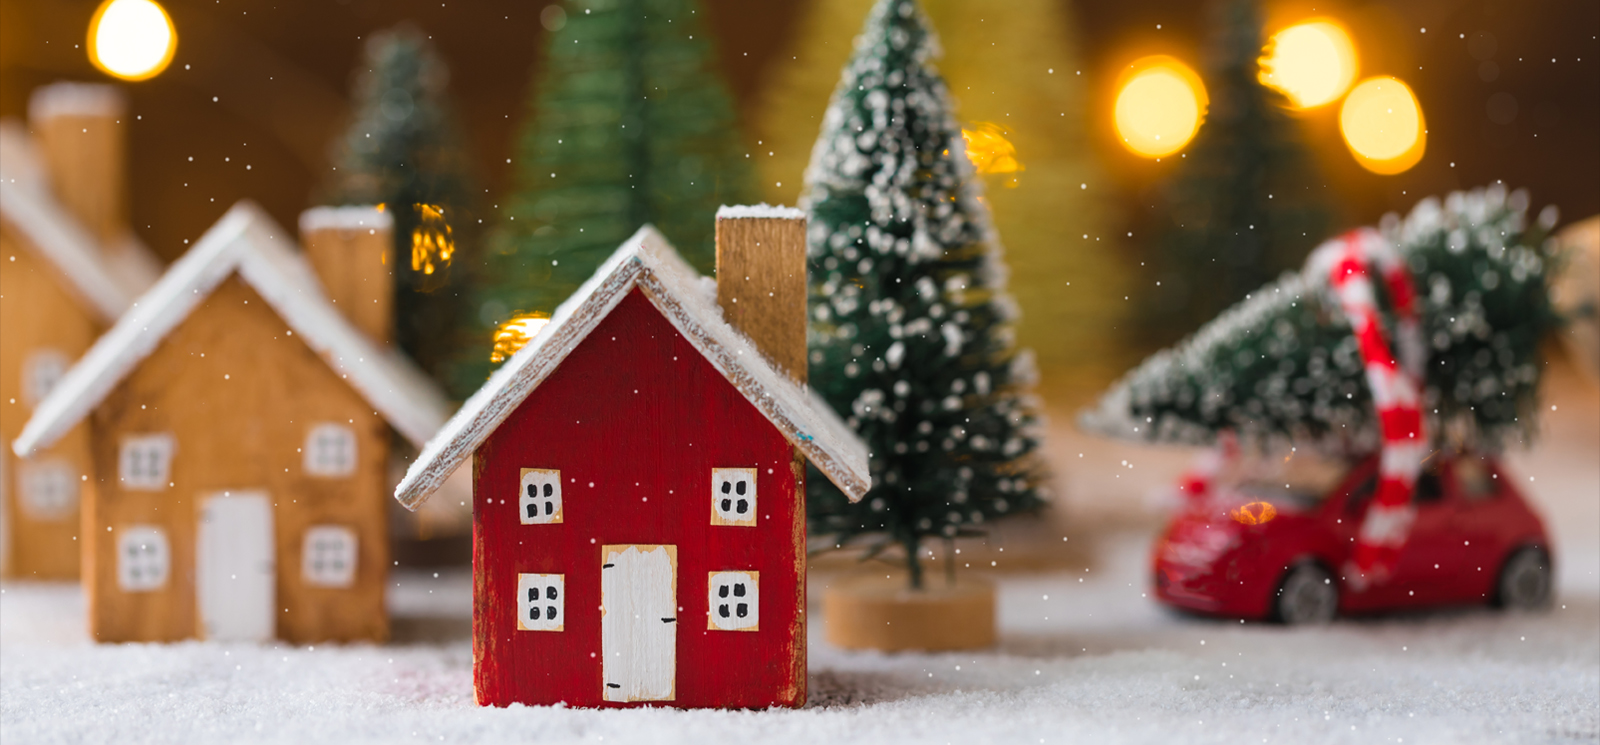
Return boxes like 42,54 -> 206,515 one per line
822,574 -> 995,652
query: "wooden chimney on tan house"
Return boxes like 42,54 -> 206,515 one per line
0,83 -> 161,580
298,206 -> 396,346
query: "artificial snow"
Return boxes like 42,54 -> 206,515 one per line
715,204 -> 806,221
12,201 -> 452,456
393,225 -> 870,510
4,367 -> 1597,743
3,531 -> 1593,744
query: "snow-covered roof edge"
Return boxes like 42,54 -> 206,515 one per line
0,178 -> 136,323
393,225 -> 870,510
299,205 -> 393,233
715,204 -> 806,220
13,200 -> 452,458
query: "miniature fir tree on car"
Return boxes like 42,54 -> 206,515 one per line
802,0 -> 1047,651
1083,186 -> 1563,622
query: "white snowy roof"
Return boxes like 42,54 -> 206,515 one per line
0,120 -> 162,323
13,201 -> 452,458
393,225 -> 871,510
715,203 -> 806,220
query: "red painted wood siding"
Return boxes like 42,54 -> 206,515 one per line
473,289 -> 806,709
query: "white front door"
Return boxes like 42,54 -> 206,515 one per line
600,544 -> 677,702
197,491 -> 275,641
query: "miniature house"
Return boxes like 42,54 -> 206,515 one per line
0,83 -> 163,580
393,208 -> 869,709
12,201 -> 451,644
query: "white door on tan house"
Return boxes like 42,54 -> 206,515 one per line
197,491 -> 275,641
600,544 -> 677,702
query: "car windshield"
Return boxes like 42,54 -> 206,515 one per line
1219,452 -> 1350,509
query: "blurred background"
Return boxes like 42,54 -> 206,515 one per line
4,0 -> 1595,392
2,0 -> 1596,561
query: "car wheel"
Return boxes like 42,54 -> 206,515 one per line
1494,547 -> 1552,610
1273,562 -> 1338,625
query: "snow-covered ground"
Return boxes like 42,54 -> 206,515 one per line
3,366 -> 1596,744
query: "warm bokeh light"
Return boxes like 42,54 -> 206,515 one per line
411,204 -> 456,275
88,0 -> 177,81
1113,56 -> 1208,158
1339,76 -> 1426,175
961,122 -> 1023,180
1229,501 -> 1278,526
491,313 -> 552,363
1260,19 -> 1357,109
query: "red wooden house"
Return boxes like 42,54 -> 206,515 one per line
393,209 -> 869,709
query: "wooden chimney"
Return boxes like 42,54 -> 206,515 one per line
714,205 -> 809,383
298,206 -> 395,345
28,83 -> 127,246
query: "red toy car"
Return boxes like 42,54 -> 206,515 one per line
1152,451 -> 1553,624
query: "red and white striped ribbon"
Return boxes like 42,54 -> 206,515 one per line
1311,228 -> 1428,588
1176,431 -> 1238,505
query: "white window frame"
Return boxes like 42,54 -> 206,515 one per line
301,525 -> 358,588
710,468 -> 757,526
117,525 -> 170,592
17,458 -> 78,520
707,571 -> 759,631
517,573 -> 564,631
21,348 -> 69,408
303,423 -> 358,478
118,433 -> 175,491
519,468 -> 562,525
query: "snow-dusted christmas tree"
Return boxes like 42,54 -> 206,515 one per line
803,0 -> 1047,590
1083,185 -> 1561,455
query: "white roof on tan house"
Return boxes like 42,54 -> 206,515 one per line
392,225 -> 871,510
12,201 -> 452,457
0,121 -> 161,323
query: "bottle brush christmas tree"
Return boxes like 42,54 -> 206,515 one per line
1139,0 -> 1334,346
479,0 -> 757,342
324,25 -> 481,398
803,0 -> 1047,591
1083,185 -> 1561,455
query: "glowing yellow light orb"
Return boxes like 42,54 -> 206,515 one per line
88,0 -> 177,82
1260,19 -> 1357,109
1339,76 -> 1426,175
1114,56 -> 1208,158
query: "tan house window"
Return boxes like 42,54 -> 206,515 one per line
22,348 -> 69,407
118,434 -> 175,490
302,525 -> 358,588
18,459 -> 78,520
117,526 -> 170,592
304,423 -> 357,477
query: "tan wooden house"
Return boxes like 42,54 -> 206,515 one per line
0,83 -> 162,580
12,201 -> 451,643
